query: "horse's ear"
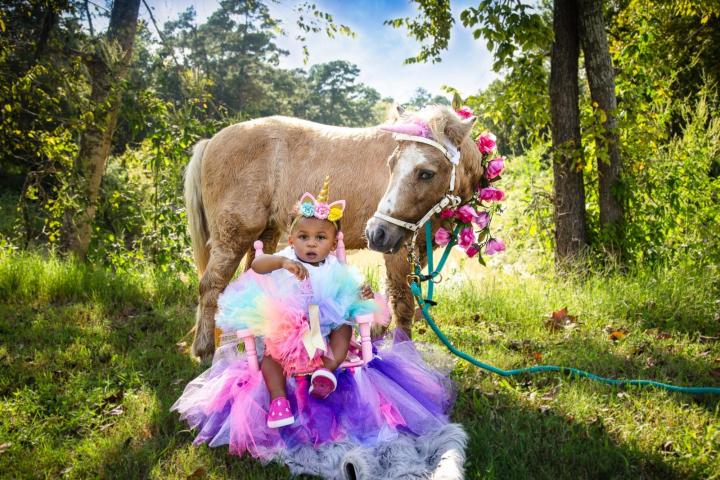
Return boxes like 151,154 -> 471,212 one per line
444,116 -> 476,147
385,104 -> 405,123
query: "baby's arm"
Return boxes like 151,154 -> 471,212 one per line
251,254 -> 308,280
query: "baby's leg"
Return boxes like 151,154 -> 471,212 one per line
322,324 -> 352,371
261,355 -> 286,400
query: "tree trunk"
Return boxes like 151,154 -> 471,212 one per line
578,0 -> 624,252
63,0 -> 141,258
550,0 -> 589,262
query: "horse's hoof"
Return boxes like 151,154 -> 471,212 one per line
191,340 -> 215,365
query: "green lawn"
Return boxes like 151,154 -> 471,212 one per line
0,252 -> 718,479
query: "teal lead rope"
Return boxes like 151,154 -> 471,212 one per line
409,222 -> 720,395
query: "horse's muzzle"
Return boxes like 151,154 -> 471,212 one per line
365,217 -> 406,254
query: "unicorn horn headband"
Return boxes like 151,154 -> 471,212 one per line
296,175 -> 346,223
379,117 -> 461,167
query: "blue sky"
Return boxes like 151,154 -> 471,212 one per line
144,0 -> 498,102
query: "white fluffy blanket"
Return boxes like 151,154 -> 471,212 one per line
280,423 -> 467,480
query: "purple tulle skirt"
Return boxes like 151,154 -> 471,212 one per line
172,330 -> 456,461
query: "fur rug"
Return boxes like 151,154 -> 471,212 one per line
280,423 -> 467,480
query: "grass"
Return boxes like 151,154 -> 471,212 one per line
0,252 -> 718,479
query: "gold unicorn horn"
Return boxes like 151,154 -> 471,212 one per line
317,175 -> 330,203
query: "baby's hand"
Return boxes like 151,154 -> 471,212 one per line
360,284 -> 374,300
283,259 -> 308,281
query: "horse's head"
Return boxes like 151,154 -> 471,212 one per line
366,106 -> 483,253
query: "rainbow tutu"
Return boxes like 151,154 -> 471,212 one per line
171,330 -> 456,461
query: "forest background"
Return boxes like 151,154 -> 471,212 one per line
1,0 -> 719,478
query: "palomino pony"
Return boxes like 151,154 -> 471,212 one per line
185,105 -> 483,362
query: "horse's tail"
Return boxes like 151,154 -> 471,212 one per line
184,139 -> 211,277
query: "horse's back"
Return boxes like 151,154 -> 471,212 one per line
199,115 -> 396,243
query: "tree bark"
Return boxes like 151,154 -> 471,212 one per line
578,0 -> 624,251
550,0 -> 589,262
64,0 -> 141,258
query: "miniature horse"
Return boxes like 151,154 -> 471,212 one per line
185,105 -> 482,362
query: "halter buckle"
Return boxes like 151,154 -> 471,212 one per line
406,274 -> 421,287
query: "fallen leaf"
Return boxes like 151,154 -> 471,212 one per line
609,331 -> 626,341
187,467 -> 207,480
176,341 -> 189,354
661,440 -> 675,453
655,331 -> 672,340
699,335 -> 719,344
0,442 -> 11,454
645,357 -> 656,368
544,307 -> 579,331
532,352 -> 543,362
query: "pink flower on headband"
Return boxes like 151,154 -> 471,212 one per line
476,133 -> 497,154
297,193 -> 346,221
456,106 -> 474,119
315,203 -> 330,219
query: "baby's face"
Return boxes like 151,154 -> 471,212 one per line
288,217 -> 337,264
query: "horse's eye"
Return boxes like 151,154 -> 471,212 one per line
418,170 -> 435,180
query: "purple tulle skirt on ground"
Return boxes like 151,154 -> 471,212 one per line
172,330 -> 456,461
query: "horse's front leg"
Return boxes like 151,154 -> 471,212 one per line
383,250 -> 416,337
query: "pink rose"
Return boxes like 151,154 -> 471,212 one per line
455,205 -> 477,224
314,202 -> 330,219
465,244 -> 480,258
458,227 -> 476,248
439,208 -> 456,220
434,227 -> 451,246
478,187 -> 505,202
485,238 -> 506,255
485,156 -> 505,179
473,211 -> 490,229
456,106 -> 474,119
476,133 -> 497,154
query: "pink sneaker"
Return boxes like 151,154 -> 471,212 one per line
309,368 -> 337,399
267,396 -> 294,428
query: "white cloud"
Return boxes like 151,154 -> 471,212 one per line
267,1 -> 497,102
